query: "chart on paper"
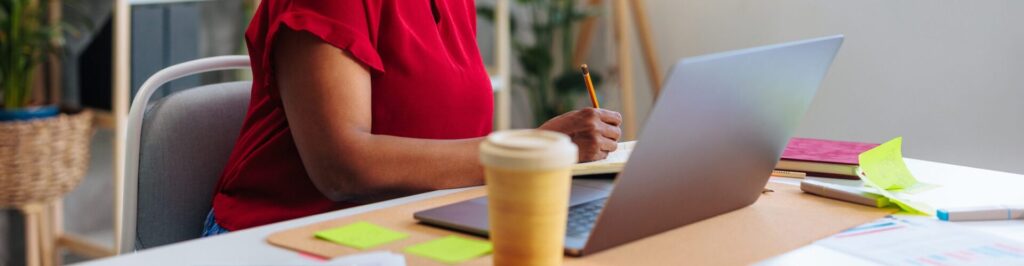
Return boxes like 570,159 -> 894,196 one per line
817,217 -> 1024,266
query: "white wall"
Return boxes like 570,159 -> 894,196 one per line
623,0 -> 1024,174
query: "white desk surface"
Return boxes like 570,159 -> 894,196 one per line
74,158 -> 1024,266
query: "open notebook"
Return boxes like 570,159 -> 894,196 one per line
572,141 -> 636,176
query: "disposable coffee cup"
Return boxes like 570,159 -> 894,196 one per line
480,129 -> 578,266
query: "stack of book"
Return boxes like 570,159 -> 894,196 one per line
775,138 -> 880,179
572,138 -> 880,180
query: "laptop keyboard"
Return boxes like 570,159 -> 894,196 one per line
566,198 -> 607,237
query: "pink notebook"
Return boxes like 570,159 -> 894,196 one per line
776,138 -> 880,179
782,138 -> 879,165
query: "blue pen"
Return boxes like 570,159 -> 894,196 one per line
937,205 -> 1024,221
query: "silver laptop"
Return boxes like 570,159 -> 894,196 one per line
414,35 -> 844,256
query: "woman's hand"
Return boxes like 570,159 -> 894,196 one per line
539,108 -> 623,162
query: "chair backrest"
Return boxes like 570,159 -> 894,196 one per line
135,81 -> 250,249
120,55 -> 251,253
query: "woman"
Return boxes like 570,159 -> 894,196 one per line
203,0 -> 622,236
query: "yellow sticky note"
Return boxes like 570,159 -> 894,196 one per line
858,137 -> 918,190
314,221 -> 408,249
857,168 -> 931,215
404,236 -> 493,264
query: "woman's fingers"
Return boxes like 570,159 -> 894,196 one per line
576,131 -> 618,162
600,122 -> 622,141
596,108 -> 623,126
578,142 -> 609,162
600,134 -> 618,152
536,108 -> 624,162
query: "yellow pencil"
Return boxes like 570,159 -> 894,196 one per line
580,64 -> 600,108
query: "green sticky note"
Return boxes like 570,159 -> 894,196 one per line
857,171 -> 930,214
314,221 -> 408,249
858,137 -> 918,190
404,236 -> 493,264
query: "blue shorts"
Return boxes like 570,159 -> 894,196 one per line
201,209 -> 230,237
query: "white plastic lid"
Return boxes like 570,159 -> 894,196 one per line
479,129 -> 578,171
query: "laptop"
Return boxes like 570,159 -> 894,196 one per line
414,35 -> 844,256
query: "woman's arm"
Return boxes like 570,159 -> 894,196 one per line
274,28 -> 620,201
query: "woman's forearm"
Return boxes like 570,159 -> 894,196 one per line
321,132 -> 486,198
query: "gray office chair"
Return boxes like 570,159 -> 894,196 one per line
120,56 -> 251,252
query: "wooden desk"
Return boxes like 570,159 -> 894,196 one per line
73,159 -> 1024,266
264,182 -> 891,265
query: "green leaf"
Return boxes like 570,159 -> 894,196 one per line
0,0 -> 90,109
553,70 -> 585,94
518,46 -> 553,76
475,6 -> 495,22
552,69 -> 602,95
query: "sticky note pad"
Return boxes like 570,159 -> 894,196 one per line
858,137 -> 918,190
404,236 -> 493,264
314,221 -> 408,249
858,175 -> 929,215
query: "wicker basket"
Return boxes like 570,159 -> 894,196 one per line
0,110 -> 94,207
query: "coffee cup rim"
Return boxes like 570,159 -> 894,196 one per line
479,129 -> 578,171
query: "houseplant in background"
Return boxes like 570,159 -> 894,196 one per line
480,0 -> 604,126
1,0 -> 62,120
1,1 -> 94,262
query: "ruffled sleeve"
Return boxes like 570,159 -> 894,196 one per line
246,0 -> 384,98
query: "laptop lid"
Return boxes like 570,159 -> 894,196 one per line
579,35 -> 843,255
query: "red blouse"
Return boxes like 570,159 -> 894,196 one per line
213,0 -> 493,230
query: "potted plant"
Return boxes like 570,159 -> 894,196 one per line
0,0 -> 63,120
0,0 -> 93,212
480,0 -> 604,126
